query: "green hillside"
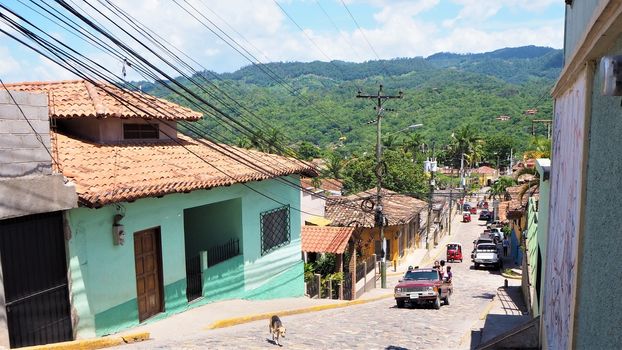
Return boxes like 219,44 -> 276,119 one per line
139,45 -> 560,158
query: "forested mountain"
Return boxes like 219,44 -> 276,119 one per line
139,45 -> 561,157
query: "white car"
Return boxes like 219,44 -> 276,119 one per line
473,243 -> 502,269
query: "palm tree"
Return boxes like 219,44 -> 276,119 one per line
513,167 -> 540,201
323,152 -> 344,180
524,137 -> 551,159
402,132 -> 424,160
450,124 -> 482,168
487,176 -> 517,199
382,134 -> 401,150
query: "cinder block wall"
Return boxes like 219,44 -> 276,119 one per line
0,90 -> 51,177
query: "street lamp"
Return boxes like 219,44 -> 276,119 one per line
382,124 -> 424,138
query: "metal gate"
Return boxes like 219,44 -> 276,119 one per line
0,211 -> 72,348
342,271 -> 353,300
185,255 -> 202,302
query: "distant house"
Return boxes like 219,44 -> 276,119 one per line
2,80 -> 315,342
325,188 -> 427,265
471,165 -> 498,186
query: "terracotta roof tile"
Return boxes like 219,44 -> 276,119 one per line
53,132 -> 315,207
301,226 -> 355,254
5,80 -> 202,120
472,166 -> 497,175
325,188 -> 427,228
300,178 -> 343,194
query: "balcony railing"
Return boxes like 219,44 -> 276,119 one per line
208,238 -> 240,267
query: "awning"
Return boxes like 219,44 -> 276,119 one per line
301,226 -> 355,254
304,215 -> 332,226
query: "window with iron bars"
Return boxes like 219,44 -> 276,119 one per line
260,205 -> 291,255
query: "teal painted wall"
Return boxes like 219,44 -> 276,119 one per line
66,175 -> 303,338
572,37 -> 622,349
563,0 -> 602,63
183,198 -> 242,258
535,161 -> 550,318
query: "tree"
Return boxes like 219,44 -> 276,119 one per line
402,133 -> 424,161
323,152 -> 345,180
483,133 -> 517,167
297,141 -> 321,160
487,176 -> 517,199
341,149 -> 427,196
523,136 -> 551,159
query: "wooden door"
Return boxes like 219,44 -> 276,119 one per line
134,228 -> 163,322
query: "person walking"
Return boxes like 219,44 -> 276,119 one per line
502,237 -> 510,257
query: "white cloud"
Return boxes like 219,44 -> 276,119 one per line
0,47 -> 21,76
0,0 -> 564,81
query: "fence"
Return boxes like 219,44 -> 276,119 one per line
306,273 -> 320,299
208,238 -> 240,267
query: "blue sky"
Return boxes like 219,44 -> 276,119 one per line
0,0 -> 565,82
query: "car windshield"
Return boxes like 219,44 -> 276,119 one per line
477,244 -> 497,251
447,244 -> 459,250
403,270 -> 439,281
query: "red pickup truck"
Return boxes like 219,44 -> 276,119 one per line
394,268 -> 453,309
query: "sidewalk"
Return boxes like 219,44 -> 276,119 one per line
463,258 -> 532,349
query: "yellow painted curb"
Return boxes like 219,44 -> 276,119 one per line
21,332 -> 150,350
479,297 -> 497,320
501,272 -> 522,280
206,293 -> 394,330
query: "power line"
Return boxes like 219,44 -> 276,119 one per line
1,1 -> 411,219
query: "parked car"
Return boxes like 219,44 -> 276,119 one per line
471,235 -> 495,259
394,268 -> 453,309
489,228 -> 503,242
472,243 -> 502,269
479,209 -> 491,221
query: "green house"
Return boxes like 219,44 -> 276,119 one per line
8,80 -> 315,339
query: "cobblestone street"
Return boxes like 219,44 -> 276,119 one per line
118,208 -> 507,350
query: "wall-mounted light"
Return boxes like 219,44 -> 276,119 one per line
601,55 -> 622,96
112,213 -> 125,246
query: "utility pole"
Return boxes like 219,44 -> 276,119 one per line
459,152 -> 465,188
356,84 -> 403,289
425,142 -> 436,249
448,187 -> 453,236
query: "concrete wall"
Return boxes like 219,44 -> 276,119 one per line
0,91 -> 51,177
65,175 -> 303,338
300,190 -> 325,225
572,36 -> 622,349
0,90 -> 77,220
545,68 -> 588,350
563,0 -> 603,63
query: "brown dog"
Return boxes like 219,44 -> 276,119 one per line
269,315 -> 286,346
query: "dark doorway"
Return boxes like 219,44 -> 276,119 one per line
185,255 -> 202,302
0,211 -> 73,348
134,228 -> 163,322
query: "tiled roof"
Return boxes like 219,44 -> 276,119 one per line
503,185 -> 539,219
53,132 -> 315,207
325,188 -> 427,228
472,166 -> 497,175
301,226 -> 355,254
300,178 -> 343,194
5,80 -> 202,120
